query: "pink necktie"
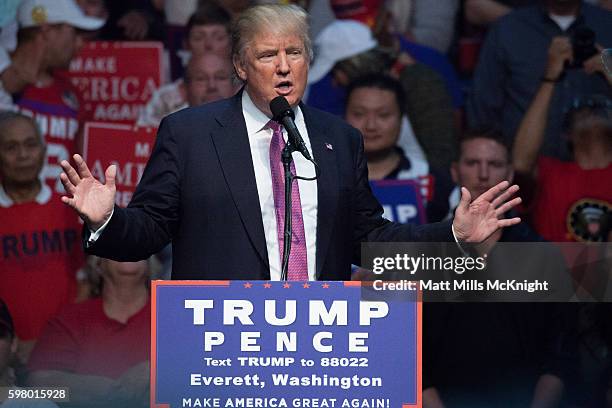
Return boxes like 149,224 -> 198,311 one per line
268,120 -> 309,281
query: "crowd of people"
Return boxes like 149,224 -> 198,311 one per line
0,0 -> 610,407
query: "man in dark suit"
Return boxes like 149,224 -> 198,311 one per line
58,4 -> 521,281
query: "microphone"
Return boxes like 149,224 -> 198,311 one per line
270,96 -> 314,162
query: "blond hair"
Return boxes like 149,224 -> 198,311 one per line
231,4 -> 312,68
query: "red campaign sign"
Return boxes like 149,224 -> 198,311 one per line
68,41 -> 163,123
83,122 -> 157,207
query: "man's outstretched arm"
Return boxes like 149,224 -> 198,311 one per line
59,117 -> 180,261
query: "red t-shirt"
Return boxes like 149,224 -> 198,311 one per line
532,157 -> 612,242
0,195 -> 83,340
28,297 -> 150,379
15,74 -> 86,193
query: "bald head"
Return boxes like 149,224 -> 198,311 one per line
185,53 -> 237,106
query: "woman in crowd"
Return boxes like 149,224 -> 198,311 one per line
27,257 -> 158,408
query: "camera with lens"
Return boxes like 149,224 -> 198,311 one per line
569,26 -> 598,68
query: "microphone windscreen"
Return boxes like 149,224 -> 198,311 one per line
270,96 -> 294,121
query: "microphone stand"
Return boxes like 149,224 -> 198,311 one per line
280,142 -> 295,281
277,134 -> 319,281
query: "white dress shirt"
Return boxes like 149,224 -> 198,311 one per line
242,91 -> 318,281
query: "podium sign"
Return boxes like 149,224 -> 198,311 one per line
151,281 -> 421,408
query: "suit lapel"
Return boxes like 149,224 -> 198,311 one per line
302,105 -> 339,278
210,93 -> 270,271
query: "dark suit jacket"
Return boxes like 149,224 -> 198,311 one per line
86,92 -> 453,280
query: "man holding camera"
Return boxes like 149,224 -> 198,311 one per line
467,0 -> 611,161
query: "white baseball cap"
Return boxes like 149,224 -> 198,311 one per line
18,0 -> 105,30
308,20 -> 378,84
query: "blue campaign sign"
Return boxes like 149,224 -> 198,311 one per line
369,180 -> 425,225
151,281 -> 421,408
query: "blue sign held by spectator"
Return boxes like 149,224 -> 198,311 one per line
370,180 -> 426,225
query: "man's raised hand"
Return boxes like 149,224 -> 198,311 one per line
452,181 -> 522,243
60,154 -> 117,231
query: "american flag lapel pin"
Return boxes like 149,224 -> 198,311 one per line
325,143 -> 333,151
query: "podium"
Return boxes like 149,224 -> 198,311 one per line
151,280 -> 421,408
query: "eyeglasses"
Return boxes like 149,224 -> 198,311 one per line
563,95 -> 612,130
567,94 -> 612,112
